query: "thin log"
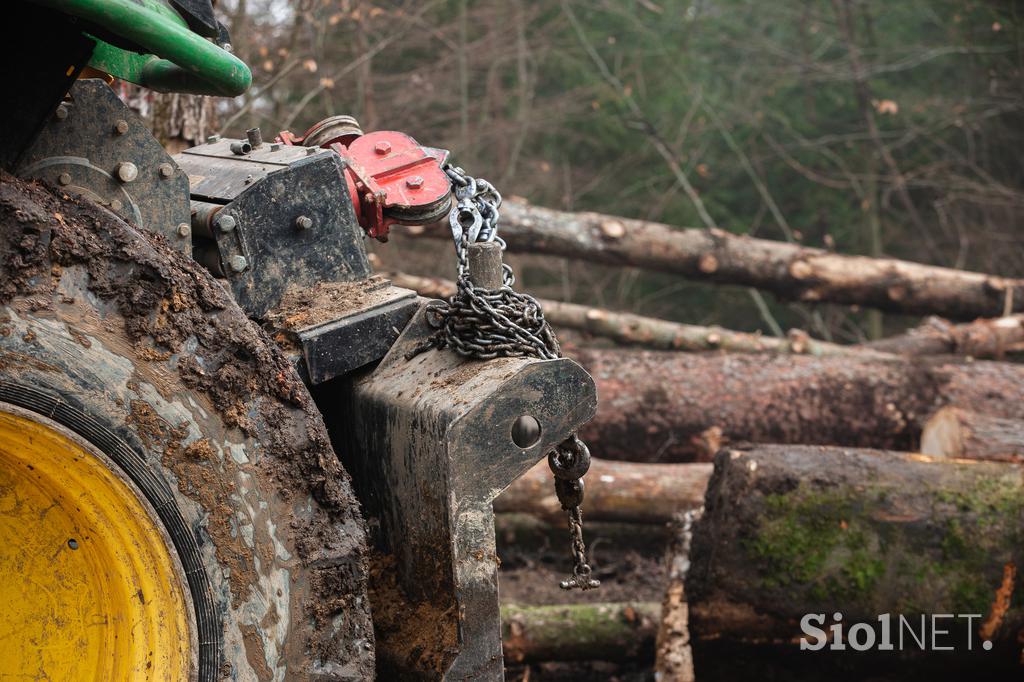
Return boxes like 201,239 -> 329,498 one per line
501,602 -> 659,663
655,512 -> 699,682
864,315 -> 1024,359
405,200 -> 1024,319
388,271 -> 891,358
921,407 -> 1024,463
573,349 -> 1024,462
687,444 -> 1024,645
494,457 -> 711,524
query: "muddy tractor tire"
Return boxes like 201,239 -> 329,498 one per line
0,174 -> 374,681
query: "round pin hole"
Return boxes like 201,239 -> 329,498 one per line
511,415 -> 541,448
67,538 -> 79,550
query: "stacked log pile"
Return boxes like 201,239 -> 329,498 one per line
392,201 -> 1024,678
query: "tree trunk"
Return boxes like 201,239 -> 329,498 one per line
407,200 -> 1024,319
389,272 -> 890,358
572,349 -> 1024,462
865,315 -> 1024,359
501,602 -> 659,663
495,458 -> 711,524
921,407 -> 1024,463
117,83 -> 217,153
687,444 -> 1024,646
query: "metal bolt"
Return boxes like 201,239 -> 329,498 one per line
295,215 -> 313,230
405,176 -> 424,189
229,255 -> 248,273
55,105 -> 68,120
216,214 -> 236,233
207,134 -> 221,144
67,538 -> 79,550
246,127 -> 263,148
177,223 -> 190,238
110,199 -> 123,211
58,173 -> 72,186
114,119 -> 129,135
159,163 -> 174,178
305,147 -> 318,156
270,142 -> 282,152
511,415 -> 542,448
374,140 -> 392,155
115,161 -> 138,183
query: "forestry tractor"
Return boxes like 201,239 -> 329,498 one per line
0,1 -> 597,679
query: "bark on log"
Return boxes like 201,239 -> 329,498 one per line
501,602 -> 659,663
655,513 -> 698,682
687,445 -> 1024,646
573,350 -> 1024,462
408,200 -> 1024,319
389,272 -> 890,358
494,457 -> 711,524
865,315 -> 1024,359
921,407 -> 1024,463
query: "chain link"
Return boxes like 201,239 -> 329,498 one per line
410,163 -> 600,591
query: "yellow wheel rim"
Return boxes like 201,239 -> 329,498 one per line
0,406 -> 193,681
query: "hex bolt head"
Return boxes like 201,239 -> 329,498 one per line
229,255 -> 248,273
176,223 -> 190,238
295,215 -> 313,230
374,140 -> 392,155
55,105 -> 68,120
216,214 -> 237,233
405,176 -> 424,189
58,172 -> 72,186
115,161 -> 139,183
159,163 -> 174,178
114,119 -> 129,135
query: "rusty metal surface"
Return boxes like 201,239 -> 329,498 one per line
335,303 -> 598,680
15,79 -> 192,253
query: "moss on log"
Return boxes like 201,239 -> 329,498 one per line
501,602 -> 659,663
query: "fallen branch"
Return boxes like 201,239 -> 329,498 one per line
388,272 -> 890,358
687,444 -> 1024,645
501,602 -> 659,663
404,200 -> 1024,320
865,315 -> 1024,358
495,457 -> 711,524
921,407 -> 1024,463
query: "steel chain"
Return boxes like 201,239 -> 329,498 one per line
408,163 -> 600,591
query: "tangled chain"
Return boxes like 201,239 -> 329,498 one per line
408,164 -> 600,591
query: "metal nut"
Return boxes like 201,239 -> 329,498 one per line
55,105 -> 69,120
58,173 -> 72,186
114,120 -> 129,135
295,215 -> 313,230
110,199 -> 123,212
228,255 -> 248,273
374,140 -> 392,155
215,214 -> 237,233
115,161 -> 138,183
176,223 -> 190,238
406,176 -> 424,189
159,163 -> 174,178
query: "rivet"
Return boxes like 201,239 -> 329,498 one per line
114,119 -> 129,135
216,214 -> 236,233
159,163 -> 174,178
374,140 -> 392,155
177,223 -> 190,238
405,176 -> 424,189
115,161 -> 138,183
55,105 -> 69,120
229,255 -> 248,273
295,215 -> 313,230
58,172 -> 72,186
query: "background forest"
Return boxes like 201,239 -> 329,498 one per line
195,0 -> 1024,342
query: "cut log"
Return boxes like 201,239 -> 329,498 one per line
921,407 -> 1024,463
389,272 -> 891,358
687,445 -> 1024,646
573,349 -> 1024,462
866,315 -> 1024,359
405,200 -> 1024,320
501,602 -> 659,663
494,457 -> 712,524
